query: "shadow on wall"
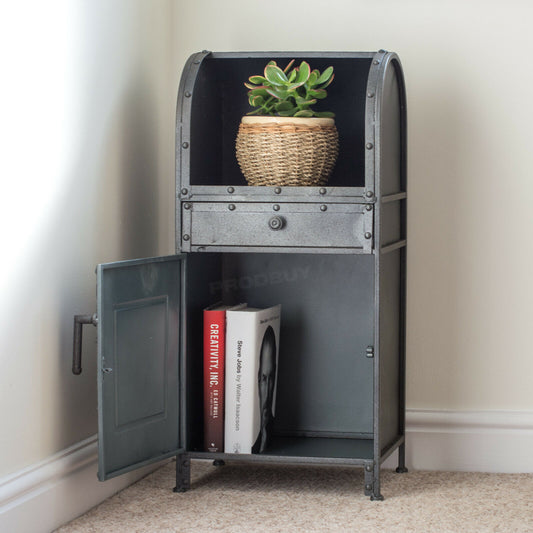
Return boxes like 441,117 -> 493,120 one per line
92,73 -> 162,263
0,1 -> 175,479
0,71 -> 166,456
55,74 -> 163,447
114,75 -> 160,261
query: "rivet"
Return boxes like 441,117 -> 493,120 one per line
373,60 -> 380,65
227,186 -> 235,194
193,60 -> 200,64
366,142 -> 373,150
366,465 -> 373,472
182,142 -> 189,149
274,187 -> 282,194
228,204 -> 235,211
367,92 -> 375,98
181,188 -> 188,195
366,191 -> 374,198
182,459 -> 190,466
273,204 -> 280,211
184,91 -> 191,98
182,234 -> 190,241
365,232 -> 372,239
365,484 -> 372,491
319,188 -> 327,195
320,205 -> 327,212
365,204 -> 373,211
183,203 -> 191,210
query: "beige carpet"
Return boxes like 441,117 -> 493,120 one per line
56,460 -> 533,532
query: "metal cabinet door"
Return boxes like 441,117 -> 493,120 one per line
96,255 -> 184,480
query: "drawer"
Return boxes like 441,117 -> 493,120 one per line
181,202 -> 373,252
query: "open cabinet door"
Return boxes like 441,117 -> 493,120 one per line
96,255 -> 185,480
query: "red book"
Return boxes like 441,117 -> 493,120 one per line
203,303 -> 246,452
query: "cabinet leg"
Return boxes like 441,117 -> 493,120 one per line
364,464 -> 384,501
370,464 -> 384,501
173,453 -> 191,493
395,442 -> 408,474
364,465 -> 373,496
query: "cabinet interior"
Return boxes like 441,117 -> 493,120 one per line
189,57 -> 372,188
184,252 -> 376,458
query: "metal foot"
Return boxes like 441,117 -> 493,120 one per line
364,463 -> 383,500
174,454 -> 191,493
396,442 -> 408,474
213,459 -> 225,467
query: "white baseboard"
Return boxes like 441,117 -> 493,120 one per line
1,410 -> 532,532
382,409 -> 533,473
0,435 -> 167,533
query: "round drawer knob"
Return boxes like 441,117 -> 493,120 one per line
268,216 -> 285,231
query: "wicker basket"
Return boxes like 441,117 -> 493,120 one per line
235,116 -> 339,186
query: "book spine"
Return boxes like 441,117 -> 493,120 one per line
203,309 -> 226,452
225,313 -> 258,454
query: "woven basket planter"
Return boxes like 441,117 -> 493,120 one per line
235,116 -> 339,187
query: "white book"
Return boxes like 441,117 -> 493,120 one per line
224,305 -> 281,454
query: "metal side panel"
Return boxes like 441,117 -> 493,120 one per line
96,255 -> 184,480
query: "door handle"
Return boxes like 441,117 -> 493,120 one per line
72,314 -> 98,375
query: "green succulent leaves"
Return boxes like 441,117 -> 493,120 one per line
245,60 -> 335,117
264,65 -> 288,86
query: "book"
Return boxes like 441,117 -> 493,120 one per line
224,304 -> 281,454
203,303 -> 246,452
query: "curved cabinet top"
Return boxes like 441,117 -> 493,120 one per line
175,51 -> 406,202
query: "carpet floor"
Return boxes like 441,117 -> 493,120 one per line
56,460 -> 533,532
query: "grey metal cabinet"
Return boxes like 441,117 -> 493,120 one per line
74,50 -> 407,500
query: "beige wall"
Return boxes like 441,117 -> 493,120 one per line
1,0 -> 532,479
171,0 -> 533,411
0,0 -> 175,477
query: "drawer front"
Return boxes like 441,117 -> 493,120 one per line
181,202 -> 373,252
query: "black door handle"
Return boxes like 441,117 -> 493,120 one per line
72,314 -> 98,375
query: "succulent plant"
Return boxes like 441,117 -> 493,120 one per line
245,60 -> 335,118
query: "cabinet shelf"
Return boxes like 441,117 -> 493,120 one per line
190,436 -> 374,464
182,185 -> 371,203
